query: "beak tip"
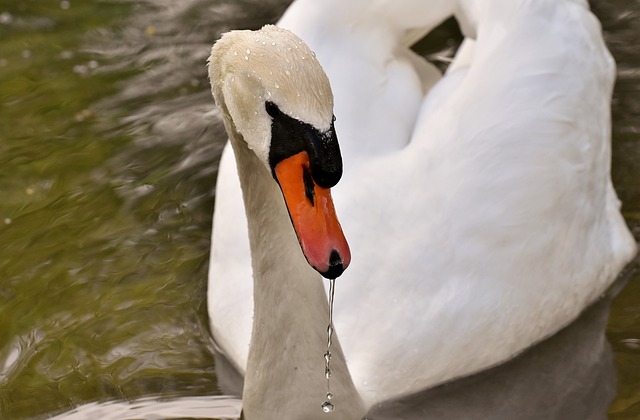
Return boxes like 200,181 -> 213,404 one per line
318,249 -> 349,279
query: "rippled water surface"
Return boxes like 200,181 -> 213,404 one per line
0,0 -> 639,419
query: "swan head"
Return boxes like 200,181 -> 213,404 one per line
208,25 -> 350,278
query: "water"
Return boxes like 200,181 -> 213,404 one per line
322,278 -> 336,414
46,396 -> 242,420
0,0 -> 638,419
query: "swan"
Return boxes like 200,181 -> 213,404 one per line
206,0 -> 637,418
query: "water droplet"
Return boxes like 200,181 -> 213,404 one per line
321,278 -> 337,412
4,218 -> 12,225
233,51 -> 238,56
272,41 -> 276,46
60,0 -> 70,10
274,83 -> 280,89
321,401 -> 334,413
246,48 -> 250,54
244,56 -> 248,61
285,70 -> 291,76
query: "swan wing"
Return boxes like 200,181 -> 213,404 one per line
208,144 -> 253,375
329,1 -> 636,404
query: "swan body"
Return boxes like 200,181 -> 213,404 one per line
207,0 -> 637,417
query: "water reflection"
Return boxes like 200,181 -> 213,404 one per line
47,396 -> 242,420
0,0 -> 638,419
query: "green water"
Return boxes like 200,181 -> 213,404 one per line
0,1 -> 638,419
0,1 -> 220,418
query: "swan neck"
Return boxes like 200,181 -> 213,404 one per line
224,123 -> 364,418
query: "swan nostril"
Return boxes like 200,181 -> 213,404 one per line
320,249 -> 345,279
302,164 -> 316,206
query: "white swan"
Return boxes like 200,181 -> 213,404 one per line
207,0 -> 637,418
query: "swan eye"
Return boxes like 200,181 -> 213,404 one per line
265,101 -> 281,118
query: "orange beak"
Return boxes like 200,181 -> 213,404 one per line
274,151 -> 350,278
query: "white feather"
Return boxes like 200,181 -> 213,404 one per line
207,0 -> 637,416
